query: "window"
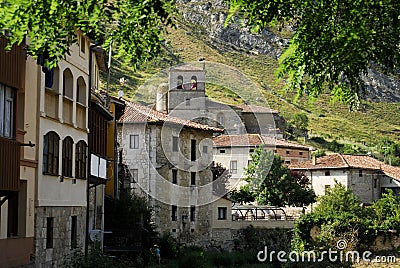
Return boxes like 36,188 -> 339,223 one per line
191,172 -> 196,186
374,178 -> 377,188
80,35 -> 86,53
63,68 -> 73,98
71,216 -> 77,249
190,206 -> 195,221
75,141 -> 87,179
46,217 -> 54,248
0,84 -> 15,138
286,151 -> 290,154
325,170 -> 331,176
130,134 -> 139,149
130,169 -> 138,183
172,169 -> 177,184
172,136 -> 179,152
359,170 -> 363,177
249,149 -> 254,153
285,160 -> 291,164
43,132 -> 60,175
202,145 -> 208,154
76,76 -> 86,105
191,139 -> 196,161
218,207 -> 227,220
219,149 -> 226,154
171,205 -> 177,221
299,152 -> 303,156
190,76 -> 197,90
62,137 -> 73,177
230,160 -> 238,174
248,160 -> 252,167
177,75 -> 183,89
186,98 -> 190,106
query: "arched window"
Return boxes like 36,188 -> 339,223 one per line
43,131 -> 60,175
75,141 -> 87,179
190,76 -> 197,90
177,75 -> 183,89
63,68 -> 73,98
76,76 -> 86,105
62,136 -> 73,177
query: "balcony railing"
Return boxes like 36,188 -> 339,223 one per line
0,137 -> 20,191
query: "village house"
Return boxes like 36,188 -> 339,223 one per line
289,154 -> 400,203
212,134 -> 312,189
118,101 -> 223,244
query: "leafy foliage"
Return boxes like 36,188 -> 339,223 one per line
371,189 -> 400,232
231,146 -> 316,206
286,112 -> 309,138
226,0 -> 400,109
211,162 -> 231,197
293,183 -> 400,255
0,0 -> 174,67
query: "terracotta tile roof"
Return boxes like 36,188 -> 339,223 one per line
119,102 -> 223,132
289,154 -> 400,181
234,104 -> 279,114
213,134 -> 312,150
213,134 -> 263,147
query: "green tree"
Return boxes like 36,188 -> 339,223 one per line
287,112 -> 309,138
237,146 -> 315,206
293,182 -> 373,253
372,189 -> 400,232
0,0 -> 174,67
226,0 -> 400,109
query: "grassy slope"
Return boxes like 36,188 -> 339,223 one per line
105,22 -> 400,154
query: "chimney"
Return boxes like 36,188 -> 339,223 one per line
312,155 -> 316,166
156,83 -> 168,113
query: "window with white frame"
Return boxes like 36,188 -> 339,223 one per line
0,84 -> 15,138
130,134 -> 139,149
43,131 -> 60,175
230,160 -> 238,174
218,207 -> 227,220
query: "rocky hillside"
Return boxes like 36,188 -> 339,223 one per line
105,0 -> 400,160
176,0 -> 400,103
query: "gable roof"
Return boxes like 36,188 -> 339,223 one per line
119,101 -> 223,132
213,134 -> 312,150
289,154 -> 400,181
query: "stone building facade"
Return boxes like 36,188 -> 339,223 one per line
118,101 -> 223,244
213,134 -> 312,189
289,154 -> 400,203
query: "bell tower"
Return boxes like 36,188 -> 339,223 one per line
167,64 -> 207,122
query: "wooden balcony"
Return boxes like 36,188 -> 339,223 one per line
0,137 -> 20,191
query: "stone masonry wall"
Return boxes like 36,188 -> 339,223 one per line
34,206 -> 86,268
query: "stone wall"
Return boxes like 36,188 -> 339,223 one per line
34,206 -> 86,267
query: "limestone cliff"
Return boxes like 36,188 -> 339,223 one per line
176,0 -> 400,103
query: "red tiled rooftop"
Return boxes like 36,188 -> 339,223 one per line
289,154 -> 400,181
213,134 -> 312,150
119,102 -> 223,132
